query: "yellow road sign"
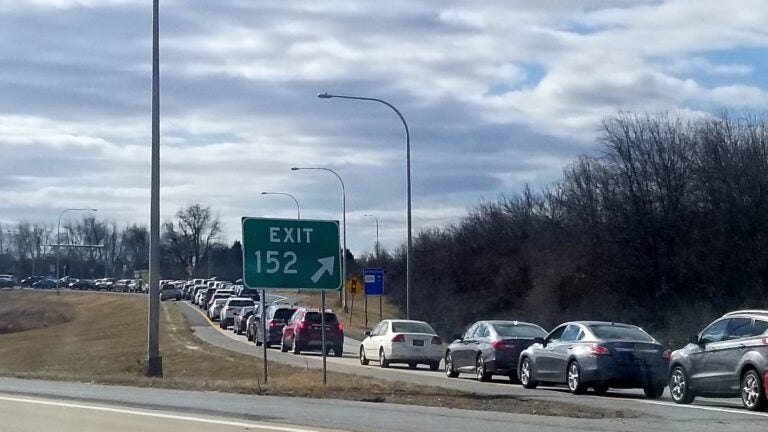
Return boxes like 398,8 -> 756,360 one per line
346,276 -> 361,295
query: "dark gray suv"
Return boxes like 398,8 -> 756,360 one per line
669,310 -> 768,411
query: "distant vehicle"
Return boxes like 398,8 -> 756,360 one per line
94,278 -> 116,291
64,278 -> 80,289
236,285 -> 260,302
200,287 -> 218,308
245,308 -> 261,341
669,310 -> 768,411
190,285 -> 208,303
444,320 -> 547,381
219,297 -> 256,329
72,279 -> 96,290
127,279 -> 142,293
255,305 -> 298,348
0,274 -> 15,288
233,306 -> 256,335
208,298 -> 228,321
518,321 -> 669,398
207,291 -> 234,309
21,276 -> 44,287
115,279 -> 132,293
32,278 -> 57,289
280,308 -> 344,356
159,283 -> 181,301
360,319 -> 443,370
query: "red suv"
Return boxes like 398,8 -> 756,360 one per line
280,308 -> 344,356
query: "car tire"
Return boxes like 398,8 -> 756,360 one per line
643,385 -> 664,399
476,355 -> 491,382
360,346 -> 369,366
379,348 -> 389,368
669,366 -> 696,404
567,360 -> 587,394
280,339 -> 288,352
246,330 -> 253,341
264,341 -> 271,349
429,362 -> 440,372
593,383 -> 609,396
334,346 -> 343,357
292,339 -> 301,355
444,352 -> 459,378
741,368 -> 768,411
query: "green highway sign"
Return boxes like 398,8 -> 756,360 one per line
241,217 -> 342,291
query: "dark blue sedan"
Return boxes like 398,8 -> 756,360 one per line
444,320 -> 547,382
518,321 -> 670,398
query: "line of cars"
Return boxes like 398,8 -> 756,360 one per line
355,310 -> 768,412
16,275 -> 145,292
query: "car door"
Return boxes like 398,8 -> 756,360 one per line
550,325 -> 582,383
365,322 -> 384,357
475,323 -> 492,363
454,323 -> 479,370
708,317 -> 753,392
689,318 -> 731,391
283,310 -> 300,344
535,325 -> 567,382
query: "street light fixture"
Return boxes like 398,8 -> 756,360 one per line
56,208 -> 98,292
363,214 -> 379,259
317,92 -> 413,319
261,192 -> 301,219
291,166 -> 347,310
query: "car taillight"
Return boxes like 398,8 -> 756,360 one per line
431,336 -> 442,345
297,322 -> 306,330
337,323 -> 344,332
491,340 -> 513,351
662,350 -> 671,360
392,334 -> 405,343
589,345 -> 610,356
268,319 -> 277,328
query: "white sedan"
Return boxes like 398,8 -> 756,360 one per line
359,319 -> 443,370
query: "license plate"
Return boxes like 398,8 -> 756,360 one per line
413,340 -> 424,346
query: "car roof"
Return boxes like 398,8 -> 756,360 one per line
226,297 -> 254,302
388,319 -> 430,324
722,310 -> 768,318
559,321 -> 638,328
484,320 -> 543,327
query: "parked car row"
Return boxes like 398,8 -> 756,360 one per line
355,311 -> 768,412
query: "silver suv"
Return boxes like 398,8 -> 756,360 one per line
669,310 -> 768,411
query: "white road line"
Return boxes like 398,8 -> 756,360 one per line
0,395 -> 325,432
604,396 -> 768,418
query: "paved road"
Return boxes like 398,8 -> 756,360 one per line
0,377 -> 764,432
177,301 -> 768,424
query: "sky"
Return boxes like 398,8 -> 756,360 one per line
1,0 -> 767,255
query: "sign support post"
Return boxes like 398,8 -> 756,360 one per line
261,289 -> 267,383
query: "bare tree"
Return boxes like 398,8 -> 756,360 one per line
163,204 -> 222,276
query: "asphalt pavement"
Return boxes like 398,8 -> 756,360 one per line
177,300 -> 768,425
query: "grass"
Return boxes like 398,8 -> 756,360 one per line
0,290 -> 630,418
284,290 -> 402,340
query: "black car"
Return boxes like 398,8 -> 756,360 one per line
255,305 -> 298,348
518,321 -> 669,398
237,286 -> 260,302
669,310 -> 768,411
21,276 -> 44,287
233,306 -> 256,335
445,320 -> 547,382
200,287 -> 217,309
32,278 -> 57,289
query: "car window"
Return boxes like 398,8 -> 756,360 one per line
228,300 -> 254,307
473,323 -> 488,338
463,324 -> 478,339
493,323 -> 547,338
372,322 -> 386,336
701,319 -> 730,344
753,320 -> 768,336
725,318 -> 753,340
547,325 -> 566,342
305,312 -> 338,324
273,308 -> 297,321
588,325 -> 654,342
391,322 -> 436,334
560,325 -> 582,342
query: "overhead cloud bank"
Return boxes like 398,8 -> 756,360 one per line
1,0 -> 766,253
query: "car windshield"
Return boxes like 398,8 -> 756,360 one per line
493,323 -> 547,338
305,312 -> 338,324
588,325 -> 654,342
391,322 -> 435,334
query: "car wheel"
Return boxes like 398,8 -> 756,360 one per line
476,355 -> 491,382
741,369 -> 768,411
567,361 -> 587,394
291,339 -> 301,355
280,339 -> 288,352
643,385 -> 664,399
255,332 -> 262,346
379,348 -> 389,368
444,352 -> 459,378
429,362 -> 440,372
264,341 -> 271,349
593,383 -> 609,396
334,346 -> 343,357
246,329 -> 254,341
408,362 -> 417,369
519,357 -> 537,388
360,346 -> 369,365
669,366 -> 695,404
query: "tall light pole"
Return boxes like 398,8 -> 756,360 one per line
146,0 -> 163,377
291,167 -> 347,310
56,208 -> 98,292
363,214 -> 379,259
261,192 -> 301,219
317,92 -> 413,319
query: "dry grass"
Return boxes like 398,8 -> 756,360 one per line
0,290 -> 630,419
0,292 -> 74,334
285,290 -> 402,340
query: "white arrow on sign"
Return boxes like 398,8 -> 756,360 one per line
311,256 -> 335,283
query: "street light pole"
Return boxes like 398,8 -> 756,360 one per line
291,167 -> 347,310
56,208 -> 98,292
363,214 -> 379,259
317,92 -> 413,319
261,192 -> 301,219
146,0 -> 163,377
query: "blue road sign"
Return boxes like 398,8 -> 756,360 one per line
363,268 -> 384,296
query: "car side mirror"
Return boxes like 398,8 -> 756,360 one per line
364,331 -> 371,337
534,337 -> 546,347
688,335 -> 701,345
